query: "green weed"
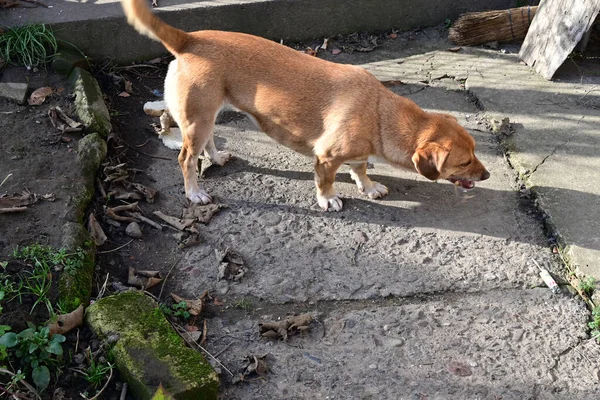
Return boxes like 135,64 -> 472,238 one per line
0,323 -> 65,392
589,306 -> 600,343
160,301 -> 191,320
578,276 -> 596,297
0,24 -> 58,69
82,357 -> 113,388
234,298 -> 253,312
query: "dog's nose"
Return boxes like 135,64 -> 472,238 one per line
480,170 -> 490,181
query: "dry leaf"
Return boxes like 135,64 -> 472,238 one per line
0,189 -> 45,208
215,248 -> 247,281
232,354 -> 272,384
182,203 -> 222,224
153,211 -> 195,231
48,106 -> 82,133
171,291 -> 208,316
48,305 -> 84,335
331,48 -> 342,55
447,361 -> 472,377
28,86 -> 53,106
128,182 -> 157,203
178,233 -> 202,249
124,80 -> 133,93
128,267 -> 163,289
448,47 -> 462,52
389,33 -> 398,39
259,314 -> 313,341
88,213 -> 107,246
118,91 -> 131,98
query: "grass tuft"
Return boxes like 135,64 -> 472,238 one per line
0,24 -> 58,69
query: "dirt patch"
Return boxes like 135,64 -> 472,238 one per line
0,66 -> 125,399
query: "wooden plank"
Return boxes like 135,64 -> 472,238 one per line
519,0 -> 600,80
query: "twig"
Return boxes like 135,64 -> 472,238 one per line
0,207 -> 27,214
126,212 -> 163,230
110,202 -> 139,213
97,239 -> 134,254
171,322 -> 234,376
97,273 -> 110,300
80,363 -> 114,400
0,173 -> 12,188
158,255 -> 184,300
135,139 -> 151,148
200,319 -> 208,347
0,369 -> 40,400
105,208 -> 138,222
75,328 -> 80,353
119,382 -> 128,400
122,140 -> 172,160
96,178 -> 107,199
213,341 -> 234,358
0,384 -> 31,400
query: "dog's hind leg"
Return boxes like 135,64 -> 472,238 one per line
348,162 -> 389,199
178,121 -> 215,204
314,156 -> 343,211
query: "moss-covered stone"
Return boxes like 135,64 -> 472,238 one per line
69,68 -> 111,137
85,291 -> 220,400
59,222 -> 95,312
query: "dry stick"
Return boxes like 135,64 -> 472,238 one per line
213,341 -> 235,358
97,239 -> 134,254
171,322 -> 234,376
105,208 -> 138,222
119,383 -> 128,400
96,178 -> 107,199
158,255 -> 184,300
126,212 -> 163,230
0,369 -> 40,400
0,384 -> 31,400
97,273 -> 110,300
110,202 -> 139,213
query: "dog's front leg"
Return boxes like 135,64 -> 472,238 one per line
348,162 -> 389,199
314,157 -> 343,211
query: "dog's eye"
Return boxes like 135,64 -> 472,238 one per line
459,161 -> 471,168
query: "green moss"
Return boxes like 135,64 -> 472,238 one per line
86,291 -> 219,400
68,68 -> 111,138
58,222 -> 95,312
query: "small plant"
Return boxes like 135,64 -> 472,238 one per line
0,24 -> 58,69
160,301 -> 191,320
0,323 -> 66,392
234,298 -> 253,312
589,306 -> 600,343
83,357 -> 113,388
578,276 -> 596,297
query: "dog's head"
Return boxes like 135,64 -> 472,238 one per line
411,113 -> 490,189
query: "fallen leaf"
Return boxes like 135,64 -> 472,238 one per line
124,80 -> 133,93
28,86 -> 53,105
448,46 -> 462,52
171,291 -> 208,316
128,267 -> 163,289
128,182 -> 157,203
232,354 -> 272,384
182,203 -> 222,224
0,189 -> 41,208
118,91 -> 131,98
215,248 -> 247,281
178,233 -> 202,249
331,48 -> 342,55
153,211 -> 195,231
389,33 -> 398,39
48,305 -> 84,335
259,314 -> 313,341
88,213 -> 107,246
48,106 -> 82,133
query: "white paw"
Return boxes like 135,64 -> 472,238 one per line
187,190 -> 212,204
211,151 -> 231,167
364,182 -> 389,199
317,194 -> 343,212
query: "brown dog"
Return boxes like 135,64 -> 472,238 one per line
122,0 -> 489,211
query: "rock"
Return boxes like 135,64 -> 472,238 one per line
512,329 -> 525,342
594,368 -> 600,382
72,353 -> 85,365
85,291 -> 219,400
69,68 -> 111,137
52,49 -> 92,77
58,222 -> 94,312
0,82 -> 28,104
126,222 -> 143,239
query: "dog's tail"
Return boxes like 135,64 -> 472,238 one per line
121,0 -> 188,54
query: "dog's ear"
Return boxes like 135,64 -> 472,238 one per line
412,143 -> 449,181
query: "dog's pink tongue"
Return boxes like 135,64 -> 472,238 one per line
461,180 -> 475,189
